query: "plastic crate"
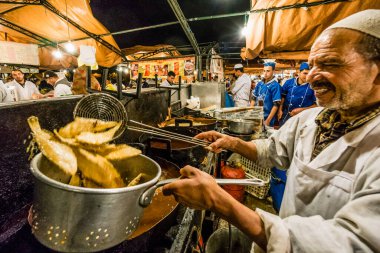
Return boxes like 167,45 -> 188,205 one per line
240,155 -> 271,199
245,173 -> 271,199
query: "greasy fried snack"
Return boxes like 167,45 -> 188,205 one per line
75,148 -> 125,188
103,144 -> 142,161
28,116 -> 77,176
58,117 -> 119,138
127,173 -> 144,187
54,129 -> 79,146
68,173 -> 82,187
75,122 -> 122,145
29,116 -> 143,189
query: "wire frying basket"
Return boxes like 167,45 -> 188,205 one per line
73,93 -> 128,140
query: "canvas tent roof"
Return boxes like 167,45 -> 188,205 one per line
0,0 -> 122,69
122,44 -> 182,61
243,0 -> 380,60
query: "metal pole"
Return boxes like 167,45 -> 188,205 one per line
196,55 -> 202,82
101,68 -> 108,90
59,11 -> 248,45
86,66 -> 91,90
167,0 -> 200,55
136,73 -> 142,99
178,76 -> 181,101
155,74 -> 158,88
117,70 -> 123,100
40,0 -> 125,60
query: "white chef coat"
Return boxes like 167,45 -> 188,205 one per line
54,77 -> 72,97
54,84 -> 72,97
6,80 -> 40,101
251,107 -> 380,253
231,73 -> 251,107
0,80 -> 12,102
160,79 -> 172,87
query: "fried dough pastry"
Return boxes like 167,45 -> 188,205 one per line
58,117 -> 119,138
103,144 -> 142,161
75,148 -> 125,188
127,173 -> 144,187
28,116 -> 77,176
76,122 -> 122,145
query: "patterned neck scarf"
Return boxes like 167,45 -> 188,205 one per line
312,103 -> 380,160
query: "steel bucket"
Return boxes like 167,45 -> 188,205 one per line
29,153 -> 161,252
205,226 -> 252,253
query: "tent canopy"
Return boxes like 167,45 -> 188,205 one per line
122,44 -> 182,61
243,0 -> 380,60
0,0 -> 122,69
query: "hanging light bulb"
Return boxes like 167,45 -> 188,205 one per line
241,25 -> 247,36
65,41 -> 76,53
241,13 -> 248,37
53,49 -> 63,59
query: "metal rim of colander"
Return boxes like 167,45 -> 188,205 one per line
73,93 -> 128,140
30,153 -> 162,194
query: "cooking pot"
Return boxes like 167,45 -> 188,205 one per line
30,153 -> 264,252
139,126 -> 206,167
221,127 -> 253,141
160,117 -> 217,132
30,152 -> 162,252
227,119 -> 255,135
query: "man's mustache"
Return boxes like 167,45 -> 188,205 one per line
310,80 -> 335,91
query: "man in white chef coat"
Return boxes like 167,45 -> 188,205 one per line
6,69 -> 42,101
162,9 -> 380,252
230,63 -> 251,107
43,70 -> 73,97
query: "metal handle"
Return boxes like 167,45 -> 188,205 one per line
139,177 -> 265,207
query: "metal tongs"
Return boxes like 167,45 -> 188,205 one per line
140,177 -> 266,207
127,120 -> 211,147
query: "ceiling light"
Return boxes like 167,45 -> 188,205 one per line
65,41 -> 76,53
241,25 -> 247,36
53,49 -> 63,59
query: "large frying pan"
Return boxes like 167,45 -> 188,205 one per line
128,156 -> 180,239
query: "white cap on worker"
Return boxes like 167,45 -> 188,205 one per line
326,9 -> 380,39
234,63 -> 244,69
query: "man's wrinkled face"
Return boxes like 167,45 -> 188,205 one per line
263,66 -> 274,81
11,71 -> 24,83
299,69 -> 309,84
307,29 -> 379,111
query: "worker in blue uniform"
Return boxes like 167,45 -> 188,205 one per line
252,62 -> 281,126
278,62 -> 317,127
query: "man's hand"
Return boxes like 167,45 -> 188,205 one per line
162,165 -> 268,250
162,166 -> 222,210
31,93 -> 44,99
264,118 -> 271,126
277,110 -> 283,120
195,130 -> 238,153
289,108 -> 303,116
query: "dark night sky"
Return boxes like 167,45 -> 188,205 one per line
90,0 -> 250,56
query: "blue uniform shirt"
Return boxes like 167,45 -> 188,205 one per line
280,78 -> 316,125
253,78 -> 281,126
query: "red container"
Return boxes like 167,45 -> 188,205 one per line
221,163 -> 246,202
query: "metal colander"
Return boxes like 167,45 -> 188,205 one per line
73,93 -> 128,140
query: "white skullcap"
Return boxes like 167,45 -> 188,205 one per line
326,9 -> 380,39
234,63 -> 244,69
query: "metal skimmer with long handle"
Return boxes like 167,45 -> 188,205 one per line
74,93 -> 210,146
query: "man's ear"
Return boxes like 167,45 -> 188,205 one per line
375,61 -> 380,86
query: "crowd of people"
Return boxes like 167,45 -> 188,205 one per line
226,60 -> 318,128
